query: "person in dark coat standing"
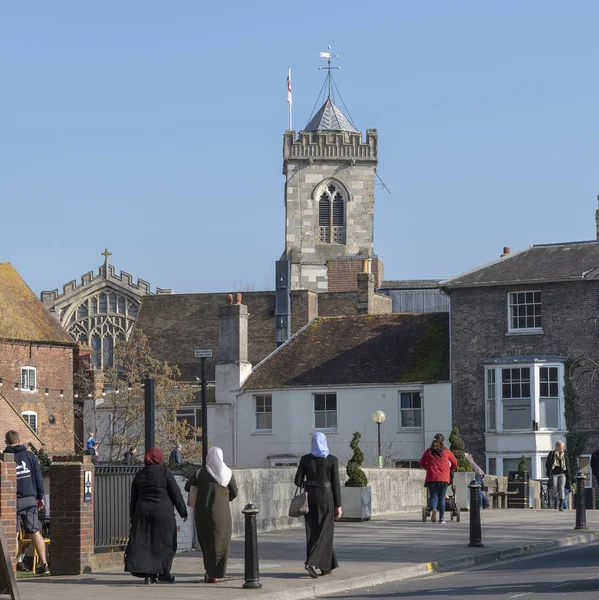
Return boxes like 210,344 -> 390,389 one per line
125,448 -> 188,584
420,433 -> 458,524
169,443 -> 183,465
545,440 -> 569,511
184,447 -> 238,583
123,447 -> 136,464
294,432 -> 342,579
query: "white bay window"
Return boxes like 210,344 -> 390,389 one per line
485,358 -> 565,433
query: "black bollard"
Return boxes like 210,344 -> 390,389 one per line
242,503 -> 262,589
575,472 -> 587,530
468,480 -> 484,547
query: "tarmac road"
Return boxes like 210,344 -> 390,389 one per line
320,542 -> 599,599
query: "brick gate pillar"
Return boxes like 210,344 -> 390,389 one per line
50,455 -> 94,575
0,453 -> 17,571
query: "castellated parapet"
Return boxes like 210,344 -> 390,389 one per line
283,129 -> 378,172
41,263 -> 172,307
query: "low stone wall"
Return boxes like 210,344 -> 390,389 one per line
174,475 -> 195,552
223,467 -> 426,540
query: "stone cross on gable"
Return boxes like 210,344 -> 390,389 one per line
101,248 -> 112,278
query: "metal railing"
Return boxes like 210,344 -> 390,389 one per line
94,464 -> 142,550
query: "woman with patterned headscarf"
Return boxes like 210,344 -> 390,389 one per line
185,447 -> 238,583
125,448 -> 188,584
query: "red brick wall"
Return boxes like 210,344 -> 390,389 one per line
327,256 -> 384,292
0,395 -> 40,448
0,341 -> 75,453
0,454 -> 17,571
50,455 -> 94,575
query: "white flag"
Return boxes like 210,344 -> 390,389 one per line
319,51 -> 330,58
287,67 -> 292,106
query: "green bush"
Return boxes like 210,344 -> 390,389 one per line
345,432 -> 368,487
448,426 -> 471,472
518,455 -> 527,473
27,443 -> 52,477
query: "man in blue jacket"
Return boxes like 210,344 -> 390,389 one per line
4,430 -> 49,575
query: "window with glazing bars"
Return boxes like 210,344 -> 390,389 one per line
508,291 -> 542,331
314,393 -> 337,429
318,183 -> 345,243
255,395 -> 272,431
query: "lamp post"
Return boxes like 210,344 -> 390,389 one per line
372,410 -> 386,468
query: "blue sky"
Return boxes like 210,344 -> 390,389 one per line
2,2 -> 598,295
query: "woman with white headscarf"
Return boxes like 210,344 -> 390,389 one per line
294,432 -> 342,578
185,447 -> 238,582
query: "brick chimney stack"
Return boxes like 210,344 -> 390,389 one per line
357,259 -> 375,315
215,294 -> 251,403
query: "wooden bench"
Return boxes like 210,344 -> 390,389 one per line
484,477 -> 518,508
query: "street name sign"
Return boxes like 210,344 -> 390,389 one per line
194,348 -> 213,358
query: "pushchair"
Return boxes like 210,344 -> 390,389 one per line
421,473 -> 461,522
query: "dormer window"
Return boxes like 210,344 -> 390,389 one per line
318,182 -> 346,244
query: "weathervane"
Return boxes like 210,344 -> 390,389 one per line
318,45 -> 340,98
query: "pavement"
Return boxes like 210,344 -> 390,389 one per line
13,509 -> 599,600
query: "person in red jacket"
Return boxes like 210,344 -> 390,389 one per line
420,433 -> 458,524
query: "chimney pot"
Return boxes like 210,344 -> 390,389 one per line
226,294 -> 233,305
361,258 -> 372,274
234,292 -> 242,305
502,247 -> 511,256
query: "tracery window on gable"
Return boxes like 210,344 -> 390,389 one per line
65,289 -> 139,370
316,180 -> 347,244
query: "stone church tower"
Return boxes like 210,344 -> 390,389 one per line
282,97 -> 380,292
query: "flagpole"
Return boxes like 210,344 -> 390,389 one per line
288,66 -> 293,130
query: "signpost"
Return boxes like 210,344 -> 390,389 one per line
144,378 -> 155,451
194,349 -> 212,465
84,471 -> 92,503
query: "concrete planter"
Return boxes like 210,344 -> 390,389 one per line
453,471 -> 475,510
340,486 -> 372,521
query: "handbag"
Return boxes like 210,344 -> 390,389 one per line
186,469 -> 201,508
288,485 -> 309,518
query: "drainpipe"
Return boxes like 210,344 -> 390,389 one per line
233,391 -> 241,466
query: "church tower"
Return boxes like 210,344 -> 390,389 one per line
282,91 -> 379,291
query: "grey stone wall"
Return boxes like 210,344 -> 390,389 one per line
174,475 -> 194,552
449,281 -> 599,464
196,467 -> 428,541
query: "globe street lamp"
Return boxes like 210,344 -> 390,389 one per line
372,410 -> 386,468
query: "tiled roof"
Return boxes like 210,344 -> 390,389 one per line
242,313 -> 449,390
440,241 -> 599,288
0,263 -> 75,345
135,291 -> 281,382
304,98 -> 358,133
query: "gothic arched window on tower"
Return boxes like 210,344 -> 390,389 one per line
318,192 -> 331,242
317,182 -> 346,244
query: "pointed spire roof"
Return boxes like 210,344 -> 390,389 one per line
303,98 -> 358,133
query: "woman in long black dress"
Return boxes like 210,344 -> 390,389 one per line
125,448 -> 188,584
185,447 -> 238,583
294,432 -> 342,578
